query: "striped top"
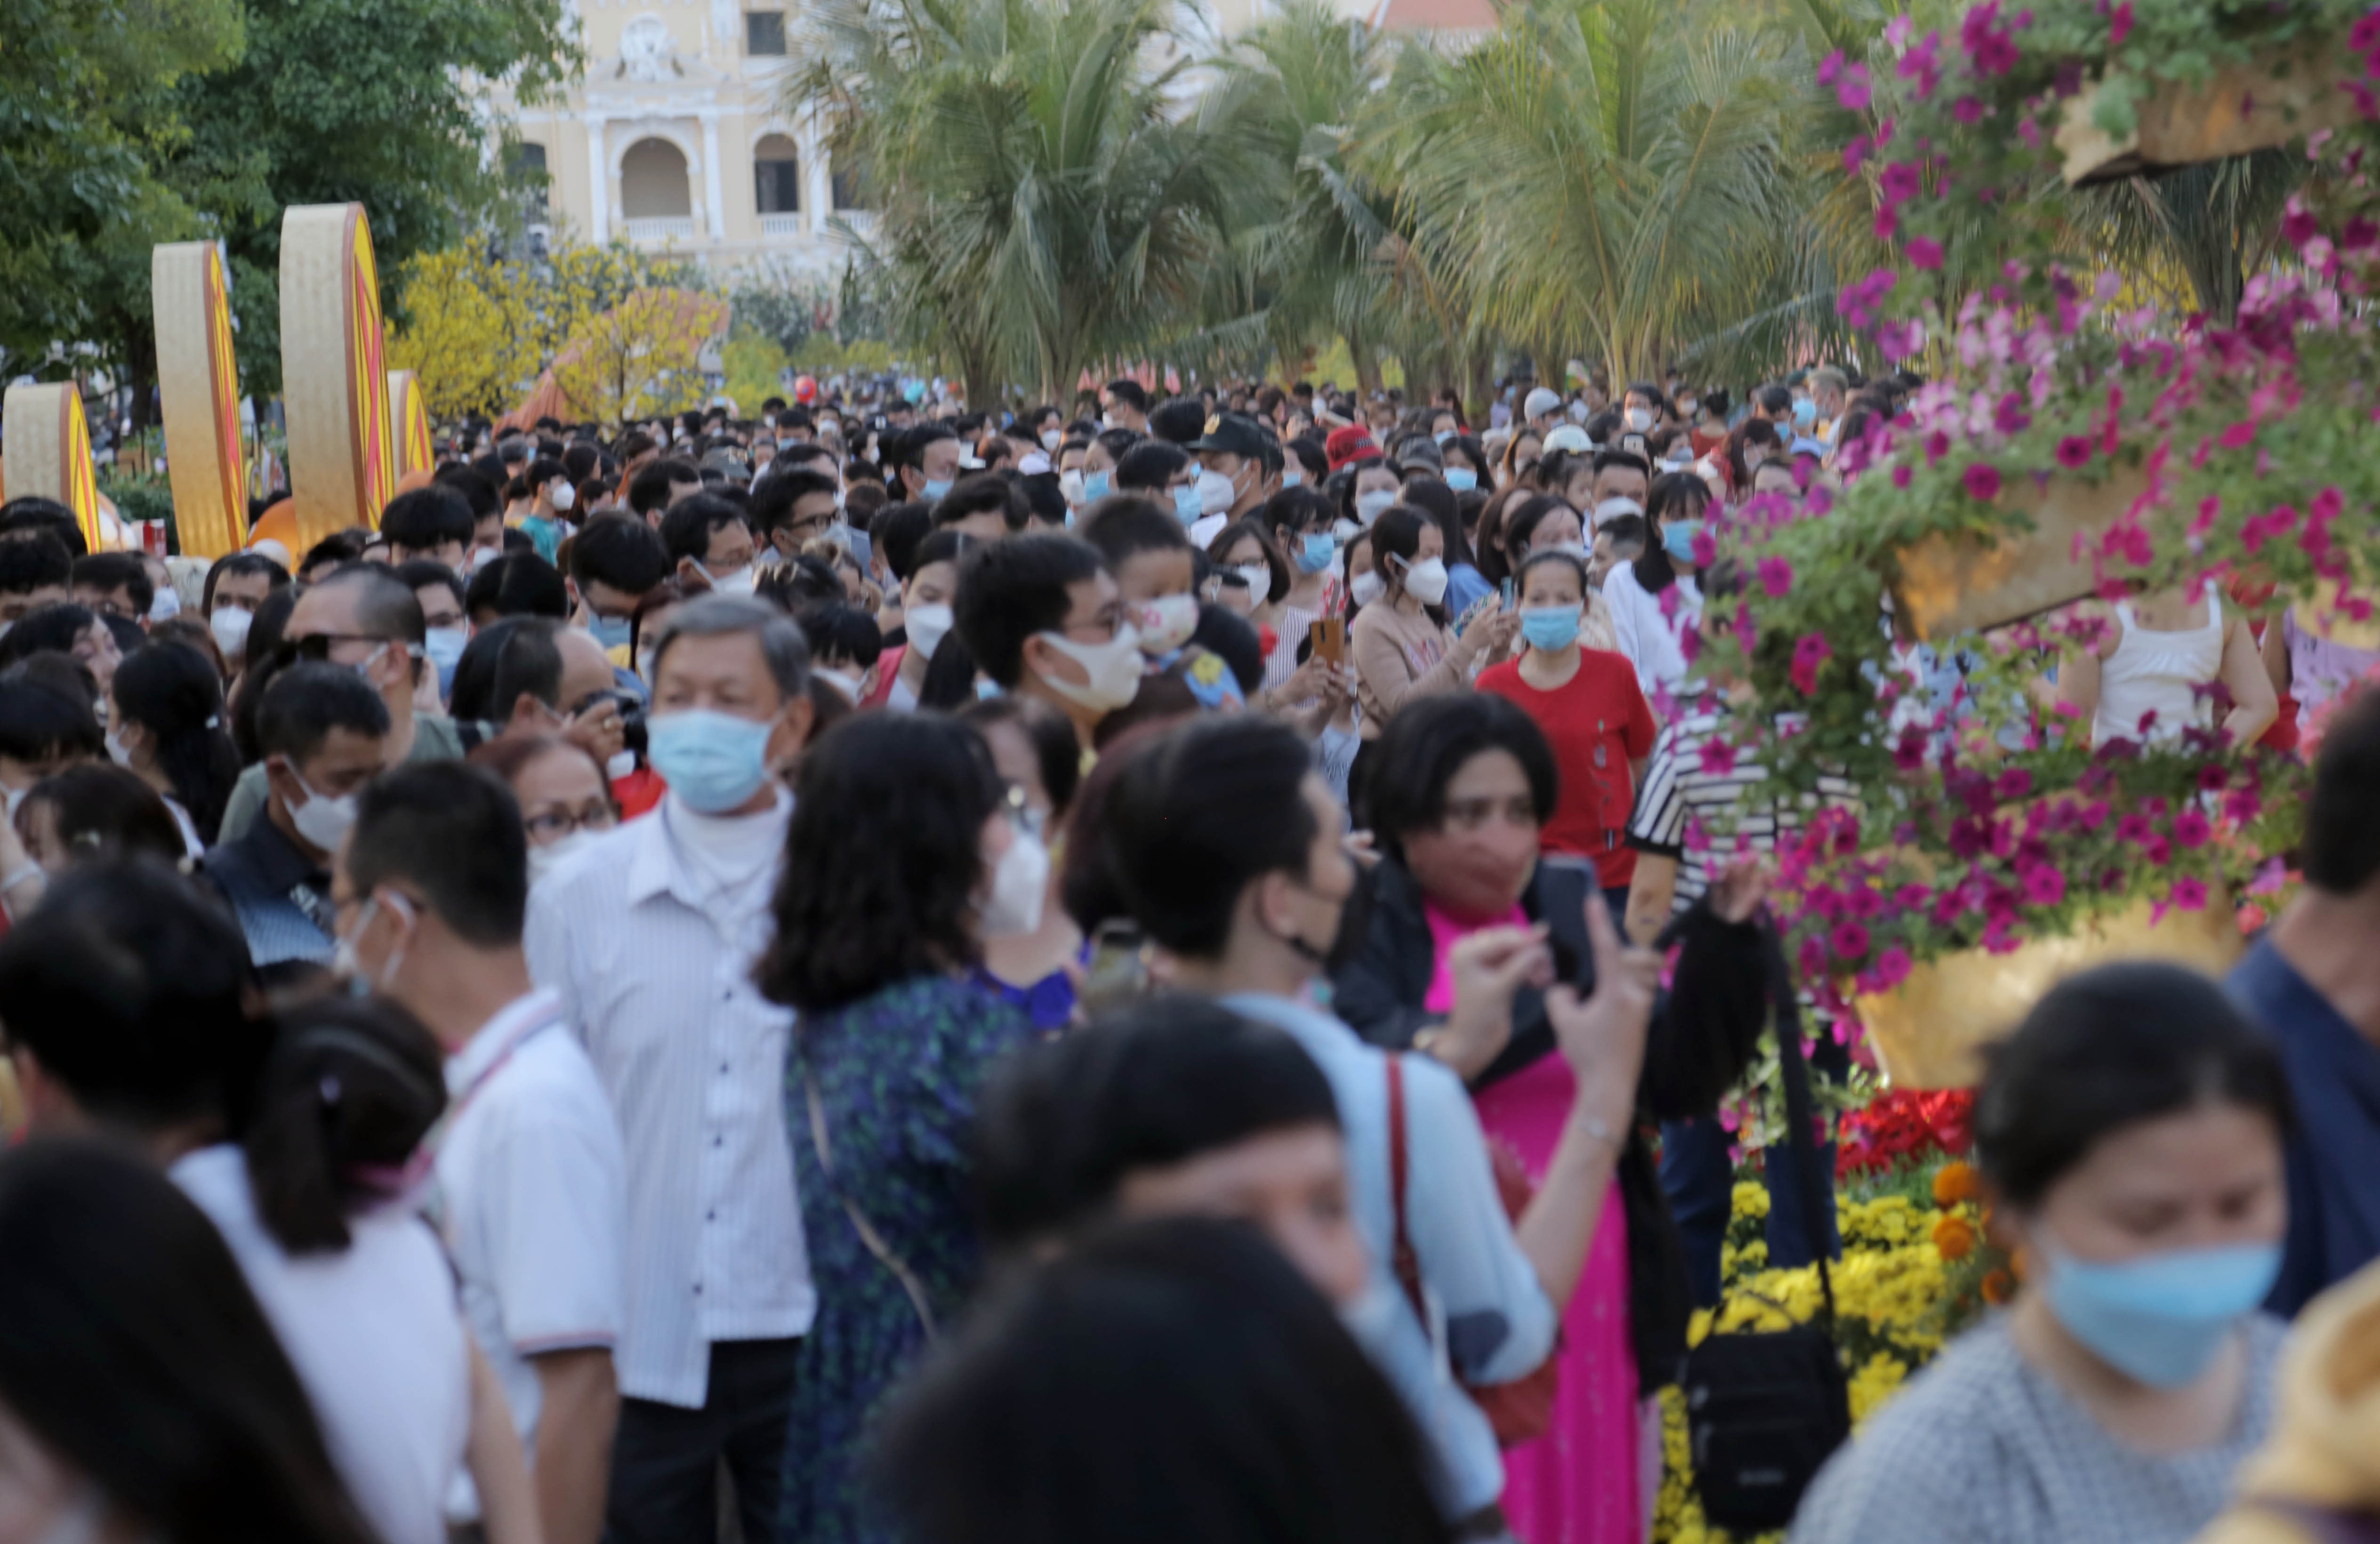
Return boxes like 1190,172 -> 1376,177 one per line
1625,702 -> 1858,912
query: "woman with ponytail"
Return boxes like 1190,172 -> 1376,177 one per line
109,638 -> 241,849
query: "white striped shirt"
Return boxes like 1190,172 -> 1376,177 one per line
1627,703 -> 1858,911
524,794 -> 814,1409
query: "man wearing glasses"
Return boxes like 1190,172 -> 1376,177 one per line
215,563 -> 469,842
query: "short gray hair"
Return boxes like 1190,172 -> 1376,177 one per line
1808,367 -> 1848,397
647,595 -> 810,700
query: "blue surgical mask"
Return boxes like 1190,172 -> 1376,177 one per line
1174,484 -> 1202,523
424,627 -> 468,699
647,708 -> 779,814
588,614 -> 633,652
1444,467 -> 1478,492
1663,518 -> 1705,564
1083,470 -> 1111,502
1793,396 -> 1817,427
2040,1238 -> 2281,1388
1518,605 -> 1581,652
1296,533 -> 1337,574
922,478 -> 953,500
1433,430 -> 1455,446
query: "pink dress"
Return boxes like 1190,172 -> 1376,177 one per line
1424,903 -> 1643,1544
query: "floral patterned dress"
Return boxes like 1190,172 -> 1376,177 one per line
777,973 -> 1035,1544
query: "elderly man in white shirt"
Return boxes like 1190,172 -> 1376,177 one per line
338,759 -> 629,1544
527,595 -> 819,1544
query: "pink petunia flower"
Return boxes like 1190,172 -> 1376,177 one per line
2021,864 -> 2066,907
1963,462 -> 2002,500
2171,876 -> 2209,911
1830,921 -> 1873,962
1758,556 -> 1794,598
2055,435 -> 2092,468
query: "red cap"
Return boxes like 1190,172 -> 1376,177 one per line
1325,426 -> 1381,472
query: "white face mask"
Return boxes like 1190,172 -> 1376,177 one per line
1354,489 -> 1397,526
283,765 -> 359,855
1059,468 -> 1086,507
1033,621 -> 1143,712
528,830 -> 595,886
1128,593 -> 1199,657
1624,407 -> 1655,433
1197,468 -> 1237,517
605,748 -> 637,780
703,563 -> 758,597
105,726 -> 133,768
979,822 -> 1050,938
1234,562 -> 1272,601
1350,571 -> 1387,607
1594,496 -> 1645,526
905,602 -> 955,660
550,482 -> 577,512
149,587 -> 182,622
1040,429 -> 1063,452
1397,555 -> 1450,606
209,603 -> 254,658
813,665 -> 865,702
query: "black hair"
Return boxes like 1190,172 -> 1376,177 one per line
873,1216 -> 1447,1544
0,601 -> 105,676
954,534 -> 1105,689
19,764 -> 186,867
309,562 -> 429,646
1100,717 -> 1318,957
70,550 -> 153,614
1591,448 -> 1651,483
242,996 -> 447,1254
893,421 -> 958,473
1501,493 -> 1579,565
1115,440 -> 1189,494
1094,426 -> 1140,465
348,761 -> 528,950
0,531 -> 72,596
876,501 -> 937,583
378,486 -> 475,555
448,616 -> 534,723
1517,547 -> 1591,599
1102,378 -> 1151,414
1259,486 -> 1336,547
0,1140 -> 382,1544
659,492 -> 751,565
1598,512 -> 1648,557
490,615 -> 565,718
465,551 -> 571,621
1367,693 -> 1558,859
226,586 -> 301,762
918,629 -> 984,711
298,531 -> 369,579
1079,495 -> 1190,571
798,602 -> 885,672
973,997 -> 1339,1249
1976,961 -> 2293,1208
201,551 -> 293,614
934,472 -> 1025,533
0,666 -> 103,764
1367,507 -> 1445,626
959,693 -> 1083,821
256,661 -> 391,763
2304,691 -> 2380,894
434,463 -> 502,522
628,457 -> 702,517
109,640 -> 239,842
1631,470 -> 1713,595
394,558 -> 466,617
757,713 -> 1006,1014
752,468 -> 842,539
563,441 -> 602,482
0,857 -> 268,1131
0,498 -> 87,559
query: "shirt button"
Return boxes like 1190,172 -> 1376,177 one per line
713,1136 -> 724,1148
720,1063 -> 730,1075
707,1210 -> 716,1222
693,1283 -> 704,1295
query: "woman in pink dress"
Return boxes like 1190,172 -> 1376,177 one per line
1332,693 -> 1771,1544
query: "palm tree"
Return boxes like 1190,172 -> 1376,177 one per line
790,0 -> 1265,405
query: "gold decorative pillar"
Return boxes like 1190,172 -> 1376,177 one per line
388,370 -> 433,479
280,203 -> 395,548
0,382 -> 102,551
152,241 -> 251,557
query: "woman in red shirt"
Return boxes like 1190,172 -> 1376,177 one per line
1477,549 -> 1657,917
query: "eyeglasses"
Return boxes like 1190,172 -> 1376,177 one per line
283,632 -> 394,663
525,802 -> 620,843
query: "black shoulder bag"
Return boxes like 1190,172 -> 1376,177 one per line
1679,924 -> 1851,1534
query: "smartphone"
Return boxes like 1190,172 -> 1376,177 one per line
1079,920 -> 1154,1017
1309,616 -> 1345,665
1500,577 -> 1516,608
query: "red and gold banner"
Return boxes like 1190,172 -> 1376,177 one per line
280,203 -> 395,549
388,369 -> 433,479
153,240 -> 251,558
0,383 -> 103,551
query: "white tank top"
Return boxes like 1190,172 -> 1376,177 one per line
2093,593 -> 2224,746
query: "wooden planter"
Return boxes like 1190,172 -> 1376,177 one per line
2057,39 -> 2361,187
1854,888 -> 2244,1090
1890,465 -> 2147,642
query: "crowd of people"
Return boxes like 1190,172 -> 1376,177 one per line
0,364 -> 2376,1544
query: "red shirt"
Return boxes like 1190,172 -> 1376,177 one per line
1478,650 -> 1657,888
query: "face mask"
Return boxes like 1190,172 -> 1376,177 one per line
1355,489 -> 1397,526
1173,484 -> 1203,523
1197,468 -> 1237,517
1350,570 -> 1386,607
647,707 -> 778,814
1663,518 -> 1705,564
528,830 -> 595,886
2040,1238 -> 2281,1388
605,749 -> 638,781
979,823 -> 1050,938
1624,407 -> 1655,433
1679,398 -> 1699,418
588,614 -> 633,651
1793,396 -> 1817,427
1129,593 -> 1199,657
1444,467 -> 1478,492
1082,470 -> 1111,502
905,602 -> 955,661
1519,604 -> 1582,651
105,725 -> 133,768
702,562 -> 758,598
1059,469 -> 1086,507
284,765 -> 360,855
1396,555 -> 1450,606
1595,496 -> 1645,527
1234,562 -> 1272,601
1296,533 -> 1336,574
813,666 -> 865,702
922,477 -> 953,501
1032,622 -> 1143,713
1332,517 -> 1361,545
149,587 -> 182,622
1,783 -> 23,819
551,482 -> 577,512
1040,429 -> 1063,452
1433,429 -> 1455,446
424,625 -> 468,691
210,604 -> 254,657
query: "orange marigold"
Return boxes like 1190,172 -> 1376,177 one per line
1932,1214 -> 1977,1261
1981,1268 -> 2015,1305
1932,1160 -> 1980,1208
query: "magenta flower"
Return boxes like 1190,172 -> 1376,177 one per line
1691,530 -> 1718,566
1830,921 -> 1873,962
2055,435 -> 2092,468
2109,0 -> 2133,46
1697,736 -> 1737,776
2173,809 -> 2211,848
1837,62 -> 1873,111
1797,933 -> 1828,980
1790,633 -> 1833,694
1993,392 -> 2031,434
2352,11 -> 2380,52
2224,787 -> 2263,825
1870,945 -> 1914,991
1874,206 -> 1899,242
1908,235 -> 1944,270
1757,556 -> 1794,597
1891,463 -> 1914,489
2171,876 -> 2209,912
1963,462 -> 2002,500
2282,203 -> 2320,248
1817,48 -> 1843,85
1843,136 -> 1872,173
2021,864 -> 2066,907
1990,767 -> 2032,802
1952,95 -> 1985,123
1878,161 -> 1923,206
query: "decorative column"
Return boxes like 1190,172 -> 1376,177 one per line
700,110 -> 727,241
806,131 -> 834,235
586,110 -> 611,242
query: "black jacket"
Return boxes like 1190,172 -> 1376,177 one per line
1330,855 -> 1773,1391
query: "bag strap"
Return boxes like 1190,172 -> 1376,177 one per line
1384,1055 -> 1425,1322
1762,924 -> 1839,1331
805,1073 -> 939,1340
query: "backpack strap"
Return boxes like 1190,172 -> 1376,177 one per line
1385,1054 -> 1425,1322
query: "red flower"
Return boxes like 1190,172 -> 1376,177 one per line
1963,462 -> 2002,500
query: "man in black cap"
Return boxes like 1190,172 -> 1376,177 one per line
1186,411 -> 1277,546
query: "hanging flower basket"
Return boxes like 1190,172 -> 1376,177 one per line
1892,465 -> 2150,642
1854,885 -> 2245,1089
2055,38 -> 2365,186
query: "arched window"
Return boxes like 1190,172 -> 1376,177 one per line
754,133 -> 801,216
619,137 -> 692,220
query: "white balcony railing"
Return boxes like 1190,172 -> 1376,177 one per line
624,216 -> 697,244
758,212 -> 804,239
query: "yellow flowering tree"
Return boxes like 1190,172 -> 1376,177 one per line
386,248 -> 544,420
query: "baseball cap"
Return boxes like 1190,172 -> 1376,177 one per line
1325,426 -> 1382,471
1542,425 -> 1593,455
1189,412 -> 1270,460
1524,387 -> 1564,422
